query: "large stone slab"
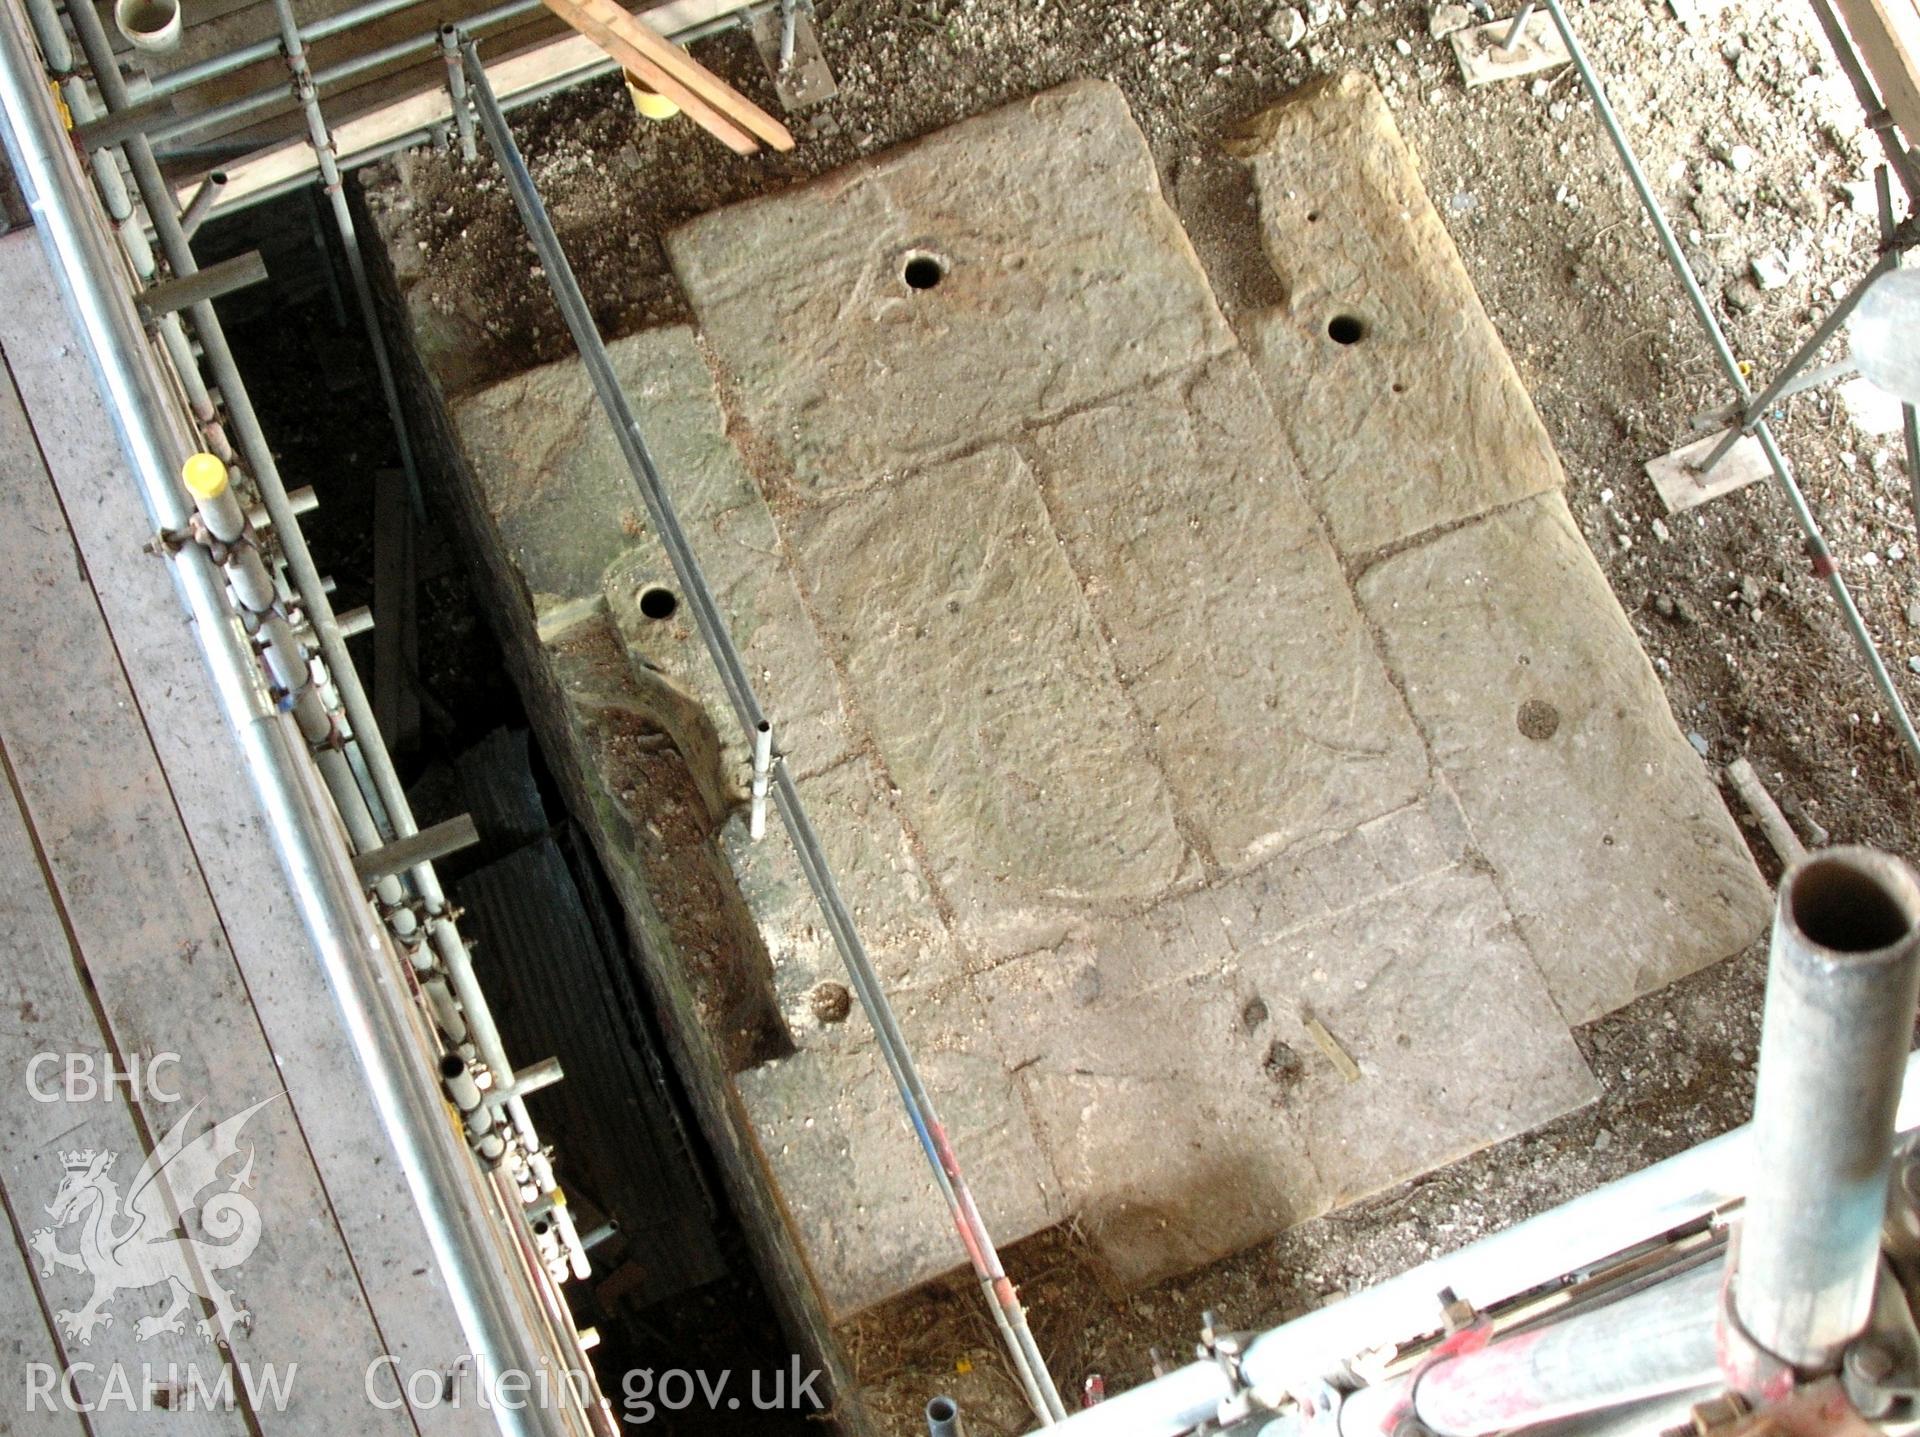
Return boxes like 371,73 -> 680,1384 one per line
721,757 -> 963,1026
667,78 -> 1236,497
737,975 -> 1063,1319
1356,492 -> 1770,1024
786,444 -> 1192,963
1026,353 -> 1430,872
454,327 -> 757,610
453,327 -> 853,804
984,800 -> 1597,1286
1230,73 -> 1566,557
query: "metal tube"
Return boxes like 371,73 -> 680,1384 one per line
1345,1259 -> 1723,1437
1540,0 -> 1920,771
927,1394 -> 963,1437
1500,1 -> 1535,52
269,0 -> 425,521
1733,848 -> 1920,1372
144,0 -> 432,100
21,0 -> 69,73
134,0 -> 749,156
178,170 -> 226,238
440,25 -> 476,162
1872,167 -> 1920,544
1808,0 -> 1920,205
1694,253 -> 1896,476
191,9 -> 752,220
0,15 -> 585,1434
461,37 -> 1066,1423
748,719 -> 772,840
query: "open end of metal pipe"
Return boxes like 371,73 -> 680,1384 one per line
1786,850 -> 1920,957
439,1052 -> 466,1080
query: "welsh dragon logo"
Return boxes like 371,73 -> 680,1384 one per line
29,1096 -> 279,1347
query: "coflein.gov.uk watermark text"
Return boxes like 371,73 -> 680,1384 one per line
27,1357 -> 826,1423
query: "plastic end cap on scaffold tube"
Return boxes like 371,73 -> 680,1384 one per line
182,452 -> 228,500
624,73 -> 681,121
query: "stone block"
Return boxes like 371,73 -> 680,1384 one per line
984,858 -> 1595,1287
737,976 -> 1062,1318
720,757 -> 962,1036
603,497 -> 855,788
1356,492 -> 1770,1024
1231,73 -> 1565,556
451,326 -> 759,615
786,444 -> 1190,964
1025,353 -> 1429,870
668,79 -> 1235,497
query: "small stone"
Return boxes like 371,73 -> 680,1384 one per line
1654,592 -> 1677,619
1908,656 -> 1920,676
1395,36 -> 1414,55
1688,731 -> 1711,757
1726,144 -> 1755,173
1429,2 -> 1471,36
1594,1129 -> 1614,1151
1651,517 -> 1672,543
1739,575 -> 1764,607
1906,599 -> 1920,627
1723,277 -> 1761,313
1752,248 -> 1792,290
1268,4 -> 1307,47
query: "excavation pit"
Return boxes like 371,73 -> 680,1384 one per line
370,66 -> 1767,1405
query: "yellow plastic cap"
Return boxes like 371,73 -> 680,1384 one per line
624,74 -> 680,121
182,452 -> 228,500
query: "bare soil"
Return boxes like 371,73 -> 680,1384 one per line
360,0 -> 1920,1429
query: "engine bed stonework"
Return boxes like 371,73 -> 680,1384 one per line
371,73 -> 1767,1324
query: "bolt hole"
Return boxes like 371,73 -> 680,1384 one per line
638,586 -> 678,621
903,253 -> 946,290
1306,209 -> 1321,222
810,981 -> 853,1025
1391,381 -> 1407,394
1327,314 -> 1367,345
1517,698 -> 1560,740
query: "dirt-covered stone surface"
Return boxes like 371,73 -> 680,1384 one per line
359,0 -> 1920,1429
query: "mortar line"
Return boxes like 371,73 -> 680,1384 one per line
1199,288 -> 1584,1038
689,333 -> 1096,1218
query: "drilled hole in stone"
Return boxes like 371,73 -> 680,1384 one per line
1328,314 -> 1367,345
1306,209 -> 1321,222
903,253 -> 946,290
1263,1039 -> 1305,1087
1517,698 -> 1561,741
638,586 -> 678,620
811,981 -> 853,1024
1391,381 -> 1407,394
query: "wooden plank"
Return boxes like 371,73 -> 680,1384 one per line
1834,0 -> 1920,148
0,1201 -> 89,1437
0,277 -> 421,1436
542,0 -> 757,153
1644,428 -> 1771,513
0,363 -> 246,1437
0,232 -> 474,1435
550,0 -> 790,149
187,0 -> 751,210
